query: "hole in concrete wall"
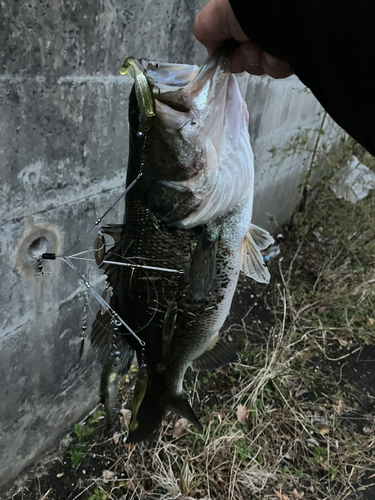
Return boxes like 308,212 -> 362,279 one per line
28,236 -> 48,259
14,226 -> 60,276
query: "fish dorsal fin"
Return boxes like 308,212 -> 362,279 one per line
168,396 -> 203,432
248,223 -> 274,250
241,227 -> 272,284
189,229 -> 218,301
162,300 -> 178,359
192,337 -> 239,371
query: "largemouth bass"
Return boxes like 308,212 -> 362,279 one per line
91,41 -> 273,442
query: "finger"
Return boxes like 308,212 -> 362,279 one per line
241,42 -> 263,66
229,48 -> 246,73
194,0 -> 233,53
262,53 -> 294,79
230,46 -> 265,75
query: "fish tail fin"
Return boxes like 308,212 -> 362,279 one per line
127,376 -> 202,443
168,395 -> 203,432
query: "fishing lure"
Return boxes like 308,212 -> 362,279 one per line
120,57 -> 156,132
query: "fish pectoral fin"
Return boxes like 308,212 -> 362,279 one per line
189,229 -> 218,301
168,396 -> 203,432
192,338 -> 239,371
241,231 -> 271,284
249,223 -> 274,250
162,300 -> 178,359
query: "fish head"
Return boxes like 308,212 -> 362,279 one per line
128,40 -> 254,227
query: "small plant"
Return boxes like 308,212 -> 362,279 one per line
68,443 -> 89,468
73,423 -> 94,440
68,422 -> 96,468
88,488 -> 108,500
279,465 -> 290,475
328,467 -> 338,480
294,468 -> 303,478
89,410 -> 105,425
233,441 -> 252,463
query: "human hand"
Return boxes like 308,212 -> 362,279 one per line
194,0 -> 293,78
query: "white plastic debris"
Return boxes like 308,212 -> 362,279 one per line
313,227 -> 338,246
263,244 -> 281,261
330,156 -> 375,203
313,227 -> 325,243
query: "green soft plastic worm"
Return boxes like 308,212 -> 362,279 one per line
120,57 -> 155,129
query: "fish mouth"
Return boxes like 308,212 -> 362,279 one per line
141,39 -> 239,114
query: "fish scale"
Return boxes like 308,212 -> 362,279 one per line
118,201 -> 193,366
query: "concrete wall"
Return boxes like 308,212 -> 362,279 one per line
0,0 -> 344,492
236,74 -> 346,230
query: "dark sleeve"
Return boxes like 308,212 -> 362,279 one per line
229,0 -> 375,157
